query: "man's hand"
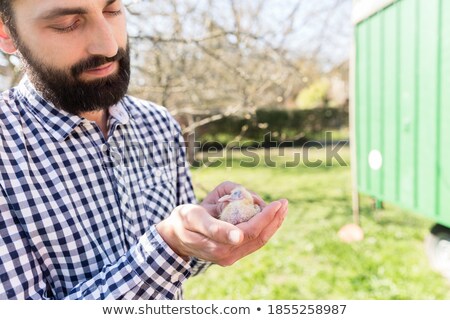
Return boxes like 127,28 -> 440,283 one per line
155,182 -> 288,266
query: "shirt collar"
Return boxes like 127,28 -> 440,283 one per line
16,76 -> 132,142
109,100 -> 131,126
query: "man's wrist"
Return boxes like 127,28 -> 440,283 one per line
155,220 -> 190,261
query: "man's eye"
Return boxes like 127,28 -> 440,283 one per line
105,10 -> 122,16
52,21 -> 80,33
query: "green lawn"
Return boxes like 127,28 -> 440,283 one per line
184,146 -> 450,299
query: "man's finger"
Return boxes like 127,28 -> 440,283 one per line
177,205 -> 244,245
253,199 -> 288,247
228,200 -> 288,260
237,200 -> 282,241
252,195 -> 267,208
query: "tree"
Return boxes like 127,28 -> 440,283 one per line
0,0 -> 351,143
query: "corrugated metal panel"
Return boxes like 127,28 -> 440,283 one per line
397,0 -> 416,210
417,0 -> 439,218
371,13 -> 383,199
355,21 -> 369,194
381,4 -> 399,204
355,0 -> 449,225
439,0 -> 450,226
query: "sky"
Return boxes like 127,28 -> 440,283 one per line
125,0 -> 353,68
0,0 -> 353,90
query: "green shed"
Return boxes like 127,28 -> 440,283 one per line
351,0 -> 450,275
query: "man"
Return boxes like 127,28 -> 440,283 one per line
0,0 -> 288,299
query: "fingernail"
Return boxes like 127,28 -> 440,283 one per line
273,201 -> 282,210
228,230 -> 242,244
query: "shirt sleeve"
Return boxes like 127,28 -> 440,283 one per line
0,108 -> 209,300
171,116 -> 213,277
67,225 -> 192,300
0,187 -> 48,299
0,186 -> 192,299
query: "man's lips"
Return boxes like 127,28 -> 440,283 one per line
84,62 -> 117,77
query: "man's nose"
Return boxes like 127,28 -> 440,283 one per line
86,17 -> 119,58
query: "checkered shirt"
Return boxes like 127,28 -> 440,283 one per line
0,77 -> 210,299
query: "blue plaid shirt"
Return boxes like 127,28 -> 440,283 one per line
0,77 -> 209,299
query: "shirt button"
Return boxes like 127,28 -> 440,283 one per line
171,274 -> 181,283
154,169 -> 162,177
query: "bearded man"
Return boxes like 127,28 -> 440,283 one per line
0,0 -> 288,299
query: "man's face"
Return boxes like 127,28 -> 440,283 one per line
8,0 -> 130,115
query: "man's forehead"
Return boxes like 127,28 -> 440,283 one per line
14,0 -> 119,18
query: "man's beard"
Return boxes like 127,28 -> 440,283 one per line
16,41 -> 131,115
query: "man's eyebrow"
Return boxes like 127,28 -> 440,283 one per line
38,0 -> 118,21
105,0 -> 118,7
38,7 -> 88,21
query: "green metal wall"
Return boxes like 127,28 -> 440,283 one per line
355,0 -> 450,226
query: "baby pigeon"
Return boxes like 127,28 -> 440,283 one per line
218,186 -> 261,225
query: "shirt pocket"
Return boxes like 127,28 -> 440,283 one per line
138,165 -> 177,223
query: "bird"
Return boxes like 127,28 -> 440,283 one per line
217,186 -> 261,225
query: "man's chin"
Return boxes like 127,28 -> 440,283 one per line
76,73 -> 121,88
20,47 -> 130,115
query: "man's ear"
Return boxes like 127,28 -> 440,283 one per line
0,19 -> 17,54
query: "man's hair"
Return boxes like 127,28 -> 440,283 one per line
0,1 -> 16,37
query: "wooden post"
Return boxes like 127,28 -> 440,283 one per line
350,1 -> 360,225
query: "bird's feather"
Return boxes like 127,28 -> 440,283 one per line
218,186 -> 261,224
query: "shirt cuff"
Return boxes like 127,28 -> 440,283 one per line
189,257 -> 213,277
127,225 -> 191,299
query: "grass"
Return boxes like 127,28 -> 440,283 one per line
184,146 -> 450,299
